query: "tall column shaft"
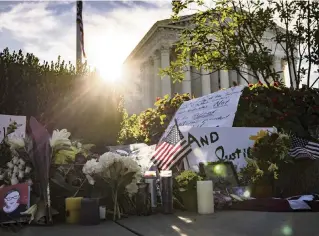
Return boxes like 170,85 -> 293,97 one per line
182,65 -> 192,94
153,52 -> 162,98
201,68 -> 211,95
220,70 -> 229,89
160,46 -> 171,97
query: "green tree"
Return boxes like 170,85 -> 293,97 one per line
162,0 -> 319,88
0,47 -> 123,146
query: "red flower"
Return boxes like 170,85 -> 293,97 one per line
248,84 -> 253,87
258,81 -> 263,85
156,97 -> 161,101
274,82 -> 279,87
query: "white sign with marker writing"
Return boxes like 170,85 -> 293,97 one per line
180,126 -> 273,172
164,86 -> 244,137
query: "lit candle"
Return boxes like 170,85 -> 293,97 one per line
197,180 -> 214,214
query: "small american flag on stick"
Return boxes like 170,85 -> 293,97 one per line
77,1 -> 86,58
289,136 -> 319,159
151,120 -> 192,170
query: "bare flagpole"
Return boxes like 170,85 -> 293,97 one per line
76,1 -> 86,72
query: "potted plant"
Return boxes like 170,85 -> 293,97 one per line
175,170 -> 202,211
239,129 -> 293,198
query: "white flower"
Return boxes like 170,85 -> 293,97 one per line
77,142 -> 82,149
7,135 -> 25,150
19,158 -> 25,166
13,166 -> 19,174
18,164 -> 24,170
12,156 -> 19,165
86,174 -> 95,185
272,126 -> 278,133
50,129 -> 71,148
18,170 -> 24,179
82,159 -> 99,175
0,174 -> 4,180
126,179 -> 139,195
7,162 -> 14,169
11,177 -> 19,185
25,166 -> 32,174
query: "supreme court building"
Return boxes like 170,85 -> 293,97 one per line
123,15 -> 288,115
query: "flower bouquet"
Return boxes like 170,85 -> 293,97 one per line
82,152 -> 142,220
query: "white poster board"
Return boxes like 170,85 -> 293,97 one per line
180,127 -> 273,172
0,114 -> 26,142
164,86 -> 244,137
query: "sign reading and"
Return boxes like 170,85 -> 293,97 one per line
180,127 -> 272,171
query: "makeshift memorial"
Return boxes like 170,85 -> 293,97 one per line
160,170 -> 173,214
197,180 -> 214,214
82,152 -> 142,220
239,129 -> 292,197
0,183 -> 30,224
175,170 -> 202,211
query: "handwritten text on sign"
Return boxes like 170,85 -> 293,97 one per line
165,86 -> 244,136
180,127 -> 272,172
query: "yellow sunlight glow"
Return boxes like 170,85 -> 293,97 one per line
86,34 -> 126,83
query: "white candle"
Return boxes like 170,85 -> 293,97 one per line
99,206 -> 106,220
197,180 -> 214,214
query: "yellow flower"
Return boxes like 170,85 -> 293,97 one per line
249,130 -> 268,143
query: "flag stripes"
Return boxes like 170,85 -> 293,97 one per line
76,1 -> 86,58
151,120 -> 191,170
289,136 -> 319,159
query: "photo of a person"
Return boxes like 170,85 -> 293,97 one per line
0,183 -> 29,223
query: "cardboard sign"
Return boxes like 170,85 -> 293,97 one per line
163,86 -> 244,137
0,183 -> 30,223
180,127 -> 273,172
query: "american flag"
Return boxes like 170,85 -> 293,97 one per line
77,1 -> 86,58
289,136 -> 319,159
151,120 -> 192,170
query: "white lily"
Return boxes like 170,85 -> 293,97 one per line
7,135 -> 25,150
50,129 -> 71,148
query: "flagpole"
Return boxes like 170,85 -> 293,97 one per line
76,1 -> 82,70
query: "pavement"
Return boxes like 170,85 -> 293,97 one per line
2,211 -> 319,236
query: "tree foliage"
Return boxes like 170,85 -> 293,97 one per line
162,0 -> 319,88
0,47 -> 123,146
118,93 -> 193,145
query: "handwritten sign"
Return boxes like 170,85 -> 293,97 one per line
0,114 -> 26,142
180,127 -> 272,172
164,86 -> 244,137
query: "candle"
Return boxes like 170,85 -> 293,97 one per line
197,180 -> 214,214
99,206 -> 106,220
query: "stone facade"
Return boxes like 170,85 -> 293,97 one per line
123,17 -> 286,115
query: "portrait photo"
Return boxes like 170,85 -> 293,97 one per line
0,183 -> 30,223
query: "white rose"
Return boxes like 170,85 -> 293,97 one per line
19,158 -> 25,166
25,166 -> 32,174
7,135 -> 25,150
12,156 -> 19,165
18,170 -> 24,179
11,177 -> 19,185
50,129 -> 71,148
7,162 -> 14,169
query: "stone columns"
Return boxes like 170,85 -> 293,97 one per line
273,56 -> 283,80
288,61 -> 297,88
239,66 -> 248,85
160,46 -> 172,97
210,71 -> 219,92
220,70 -> 229,89
182,65 -> 192,94
146,57 -> 154,108
153,51 -> 162,98
201,68 -> 211,95
229,70 -> 237,86
139,63 -> 147,110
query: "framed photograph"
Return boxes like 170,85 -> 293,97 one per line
199,161 -> 239,190
0,183 -> 30,224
